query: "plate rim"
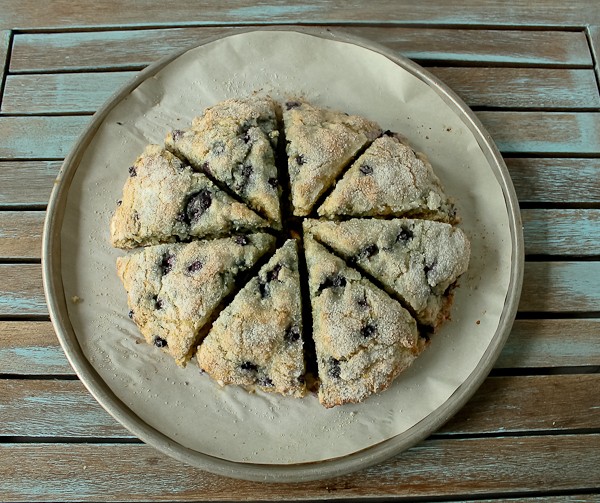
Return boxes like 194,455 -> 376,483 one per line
42,26 -> 524,483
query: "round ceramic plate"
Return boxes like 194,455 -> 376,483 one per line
43,28 -> 523,482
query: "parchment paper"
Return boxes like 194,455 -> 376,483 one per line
60,31 -> 512,464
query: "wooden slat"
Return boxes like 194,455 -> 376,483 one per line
0,211 -> 43,260
497,319 -> 600,368
1,72 -> 136,114
522,209 -> 600,256
0,0 -> 599,30
1,158 -> 596,209
520,262 -> 600,312
430,67 -> 600,109
506,158 -> 600,204
4,68 -> 597,115
0,116 -> 88,160
589,26 -> 600,84
2,113 -> 598,160
2,261 -> 596,319
0,265 -> 46,316
1,435 -> 599,500
0,30 -> 9,90
0,321 -> 70,374
0,161 -> 60,207
2,374 -> 598,439
9,27 -> 592,73
478,111 -> 600,154
3,209 -> 598,261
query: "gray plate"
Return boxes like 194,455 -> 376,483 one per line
43,28 -> 523,483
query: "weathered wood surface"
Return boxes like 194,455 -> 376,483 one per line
0,211 -> 43,260
0,321 -> 70,375
2,159 -> 597,209
2,374 -> 598,439
3,318 -> 599,377
3,68 -> 597,115
0,31 -> 9,91
2,435 -> 599,501
507,158 -> 600,204
2,209 -> 599,260
0,0 -> 599,30
3,261 -> 599,317
589,25 -> 600,83
8,27 -> 592,73
3,113 -> 599,160
0,161 -> 61,208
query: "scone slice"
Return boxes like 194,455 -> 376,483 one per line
165,96 -> 282,228
283,100 -> 382,216
304,218 -> 470,328
197,239 -> 306,397
304,236 -> 421,408
110,145 -> 269,249
318,134 -> 456,222
117,233 -> 275,366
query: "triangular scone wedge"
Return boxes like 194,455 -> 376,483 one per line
116,233 -> 275,366
110,145 -> 269,249
165,96 -> 282,228
283,100 -> 382,216
304,218 -> 470,328
197,240 -> 306,397
304,236 -> 422,408
318,134 -> 456,222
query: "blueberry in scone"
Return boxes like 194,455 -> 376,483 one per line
304,236 -> 423,408
304,218 -> 470,328
165,96 -> 282,228
283,100 -> 382,216
197,239 -> 306,397
110,145 -> 269,249
318,134 -> 456,222
116,233 -> 275,365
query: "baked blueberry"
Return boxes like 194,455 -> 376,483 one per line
153,337 -> 168,348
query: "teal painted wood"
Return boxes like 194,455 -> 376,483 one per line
0,321 -> 71,375
506,158 -> 600,204
9,27 -> 592,73
0,211 -> 43,260
522,209 -> 600,256
0,265 -> 46,316
1,0 -> 599,30
478,112 -> 600,154
430,67 -> 600,109
4,68 -> 598,114
0,161 -> 61,207
3,375 -> 598,439
0,380 -> 134,438
0,116 -> 88,159
497,319 -> 600,368
1,435 -> 599,500
589,26 -> 600,84
3,113 -> 598,159
1,72 -> 137,114
520,262 -> 600,312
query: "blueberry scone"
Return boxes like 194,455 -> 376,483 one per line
197,239 -> 305,397
110,145 -> 269,248
165,96 -> 282,227
283,100 -> 382,216
318,134 -> 456,222
116,233 -> 275,365
304,218 -> 470,328
304,236 -> 422,408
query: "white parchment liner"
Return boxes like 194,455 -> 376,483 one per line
60,31 -> 512,464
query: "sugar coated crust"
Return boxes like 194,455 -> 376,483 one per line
110,145 -> 269,249
304,218 -> 470,327
318,135 -> 456,222
197,239 -> 306,397
116,233 -> 275,366
304,236 -> 423,408
284,100 -> 382,216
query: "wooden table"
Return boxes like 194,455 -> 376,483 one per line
1,1 -> 600,501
